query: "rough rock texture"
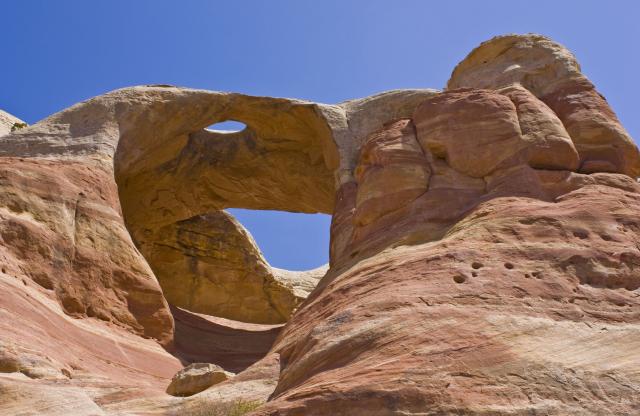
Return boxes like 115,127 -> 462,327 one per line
165,353 -> 281,416
0,156 -> 173,342
253,34 -> 640,415
0,374 -> 106,416
166,363 -> 234,397
0,110 -> 24,136
112,91 -> 339,324
1,33 -> 640,416
448,34 -> 640,177
142,212 -> 324,323
257,182 -> 640,415
0,267 -> 183,414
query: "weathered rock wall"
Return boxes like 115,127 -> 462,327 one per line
253,34 -> 640,415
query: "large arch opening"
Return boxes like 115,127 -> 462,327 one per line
226,209 -> 330,271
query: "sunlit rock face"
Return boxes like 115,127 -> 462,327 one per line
0,33 -> 639,415
256,34 -> 640,416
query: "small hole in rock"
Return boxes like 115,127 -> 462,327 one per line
471,262 -> 483,269
600,234 -> 612,241
1,267 -> 5,274
453,274 -> 467,284
504,262 -> 514,270
471,271 -> 478,277
573,230 -> 589,239
206,120 -> 247,133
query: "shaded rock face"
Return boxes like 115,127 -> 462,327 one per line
113,92 -> 339,324
142,212 -> 296,323
0,33 -> 639,416
140,211 -> 323,324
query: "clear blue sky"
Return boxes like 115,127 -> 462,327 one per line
3,1 -> 639,270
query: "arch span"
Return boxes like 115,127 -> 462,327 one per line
112,87 -> 340,323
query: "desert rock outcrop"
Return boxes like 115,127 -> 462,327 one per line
166,362 -> 234,397
254,34 -> 640,415
448,34 -> 640,177
140,211 -> 325,323
0,110 -> 24,136
0,34 -> 639,416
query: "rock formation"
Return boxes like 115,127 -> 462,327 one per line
1,34 -> 639,415
166,362 -> 234,397
0,110 -> 24,136
142,211 -> 325,323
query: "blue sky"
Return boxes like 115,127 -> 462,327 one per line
3,1 -> 639,270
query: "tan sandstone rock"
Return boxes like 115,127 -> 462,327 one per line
1,33 -> 640,416
0,110 -> 24,136
448,33 -> 640,177
166,362 -> 234,397
251,34 -> 640,416
140,211 -> 319,324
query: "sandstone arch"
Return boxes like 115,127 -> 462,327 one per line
0,87 -> 344,335
2,33 -> 640,415
112,89 -> 342,323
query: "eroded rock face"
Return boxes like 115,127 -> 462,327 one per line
0,155 -> 173,344
448,34 -> 640,177
140,211 -> 318,324
253,35 -> 640,415
0,110 -> 24,136
258,182 -> 640,415
1,33 -> 639,416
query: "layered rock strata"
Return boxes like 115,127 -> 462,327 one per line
252,34 -> 640,416
0,34 -> 638,415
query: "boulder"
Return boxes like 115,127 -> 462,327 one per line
166,363 -> 234,397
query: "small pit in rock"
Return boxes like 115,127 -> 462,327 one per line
453,274 -> 467,284
573,230 -> 589,239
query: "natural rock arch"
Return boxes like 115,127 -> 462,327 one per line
2,33 -> 640,416
113,90 -> 341,323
